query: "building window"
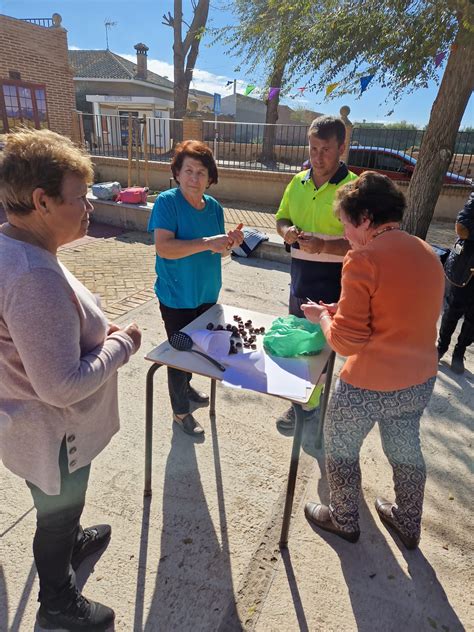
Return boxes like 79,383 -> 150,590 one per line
0,80 -> 49,133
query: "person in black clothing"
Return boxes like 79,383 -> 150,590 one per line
437,192 -> 474,374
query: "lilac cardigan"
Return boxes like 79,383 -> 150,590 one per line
0,234 -> 136,494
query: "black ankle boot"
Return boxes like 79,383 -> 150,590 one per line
451,346 -> 465,374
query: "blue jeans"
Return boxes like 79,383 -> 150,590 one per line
26,439 -> 90,609
324,377 -> 436,538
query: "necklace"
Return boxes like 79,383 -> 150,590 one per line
370,225 -> 400,241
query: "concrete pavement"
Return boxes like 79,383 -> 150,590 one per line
56,201 -> 454,320
0,210 -> 472,631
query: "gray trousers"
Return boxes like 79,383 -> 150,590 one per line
324,377 -> 436,538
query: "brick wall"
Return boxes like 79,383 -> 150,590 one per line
183,115 -> 203,141
0,15 -> 76,139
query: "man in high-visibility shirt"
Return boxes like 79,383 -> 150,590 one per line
275,115 -> 358,431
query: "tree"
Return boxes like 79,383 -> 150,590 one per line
162,0 -> 210,121
214,1 -> 299,166
260,38 -> 291,165
263,0 -> 474,238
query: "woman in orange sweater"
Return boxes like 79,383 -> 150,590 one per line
302,171 -> 444,549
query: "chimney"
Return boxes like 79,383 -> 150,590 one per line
134,43 -> 149,80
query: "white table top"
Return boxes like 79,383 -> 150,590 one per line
145,304 -> 331,404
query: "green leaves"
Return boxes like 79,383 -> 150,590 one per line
238,0 -> 468,101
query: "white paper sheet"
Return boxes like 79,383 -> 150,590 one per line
189,328 -> 315,402
190,330 -> 232,355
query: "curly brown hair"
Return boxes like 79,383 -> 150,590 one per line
171,140 -> 218,185
0,128 -> 94,215
335,171 -> 406,227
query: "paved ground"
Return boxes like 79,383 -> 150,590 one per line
1,206 -> 472,631
57,202 -> 455,320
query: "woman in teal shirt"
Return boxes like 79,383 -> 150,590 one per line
148,140 -> 243,435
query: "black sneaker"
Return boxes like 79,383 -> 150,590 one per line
37,592 -> 115,631
276,406 -> 319,432
451,348 -> 465,374
276,406 -> 296,431
71,524 -> 111,570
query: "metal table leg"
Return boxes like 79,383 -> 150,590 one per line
279,404 -> 306,548
210,379 -> 217,417
144,363 -> 161,497
314,351 -> 336,450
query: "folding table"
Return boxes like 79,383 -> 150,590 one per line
144,303 -> 335,547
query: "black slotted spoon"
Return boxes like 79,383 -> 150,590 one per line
169,331 -> 226,372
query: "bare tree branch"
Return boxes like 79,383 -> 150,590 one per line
161,11 -> 173,27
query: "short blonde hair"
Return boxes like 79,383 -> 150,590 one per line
0,128 -> 94,215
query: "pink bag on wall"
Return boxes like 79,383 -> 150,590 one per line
117,187 -> 149,204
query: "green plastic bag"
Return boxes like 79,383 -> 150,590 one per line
263,315 -> 326,357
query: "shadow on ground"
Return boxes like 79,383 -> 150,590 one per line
134,414 -> 242,631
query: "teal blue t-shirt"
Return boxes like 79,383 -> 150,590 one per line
147,187 -> 225,309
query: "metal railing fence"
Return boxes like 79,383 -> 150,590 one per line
80,113 -> 183,162
202,120 -> 308,172
20,17 -> 54,27
351,127 -> 473,179
78,111 -> 473,181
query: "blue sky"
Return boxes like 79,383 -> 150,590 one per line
4,0 -> 473,128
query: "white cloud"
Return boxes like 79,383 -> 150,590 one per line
119,53 -> 247,96
70,49 -> 307,106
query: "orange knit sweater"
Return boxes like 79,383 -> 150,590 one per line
325,229 -> 445,391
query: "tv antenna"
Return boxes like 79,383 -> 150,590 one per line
104,19 -> 117,50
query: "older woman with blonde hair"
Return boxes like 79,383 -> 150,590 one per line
302,171 -> 444,550
0,128 -> 141,630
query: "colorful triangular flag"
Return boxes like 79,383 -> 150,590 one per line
434,51 -> 446,68
360,74 -> 375,94
297,86 -> 307,95
244,84 -> 256,96
268,87 -> 280,100
325,82 -> 339,97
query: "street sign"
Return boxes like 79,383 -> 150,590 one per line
213,92 -> 221,115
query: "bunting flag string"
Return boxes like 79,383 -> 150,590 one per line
434,51 -> 446,68
325,82 -> 339,97
230,43 -> 452,107
360,74 -> 375,94
268,87 -> 280,100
